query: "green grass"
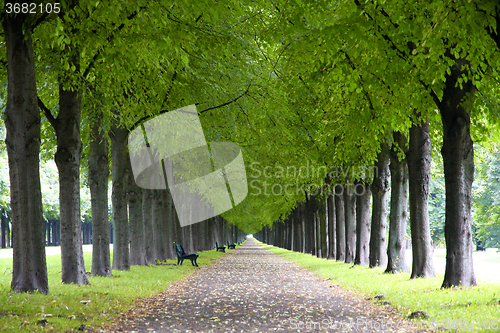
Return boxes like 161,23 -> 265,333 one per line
256,241 -> 500,333
0,247 -> 230,332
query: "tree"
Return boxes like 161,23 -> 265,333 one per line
354,181 -> 371,266
369,143 -> 390,268
335,185 -> 346,261
343,185 -> 356,263
88,115 -> 111,276
2,11 -> 49,293
385,132 -> 409,274
110,121 -> 130,271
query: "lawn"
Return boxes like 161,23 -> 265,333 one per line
256,241 -> 500,333
0,247 -> 228,332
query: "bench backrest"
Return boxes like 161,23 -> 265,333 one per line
175,243 -> 186,257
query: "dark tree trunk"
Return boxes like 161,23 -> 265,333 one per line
335,185 -> 346,261
152,190 -> 166,261
1,210 -> 9,248
369,143 -> 390,268
129,156 -> 146,266
408,116 -> 436,278
89,120 -> 111,276
142,189 -> 155,264
162,189 -> 173,258
354,182 -> 371,266
318,198 -> 327,259
386,132 -> 409,274
110,124 -> 130,271
344,187 -> 356,264
437,57 -> 477,288
327,194 -> 336,259
55,75 -> 89,285
3,13 -> 49,293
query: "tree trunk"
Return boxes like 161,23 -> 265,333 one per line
56,77 -> 89,285
344,187 -> 356,264
152,190 -> 165,261
354,181 -> 371,266
408,116 -> 436,278
327,194 -> 336,259
162,189 -> 173,258
335,185 -> 346,261
129,156 -> 146,266
3,13 -> 49,293
320,198 -> 328,258
89,119 -> 111,276
142,189 -> 155,264
386,132 -> 409,273
110,124 -> 130,271
369,142 -> 390,268
437,57 -> 477,288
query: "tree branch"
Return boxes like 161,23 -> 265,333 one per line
38,96 -> 57,128
82,8 -> 144,79
199,83 -> 252,114
31,12 -> 50,32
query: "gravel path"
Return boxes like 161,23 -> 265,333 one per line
103,239 -> 429,332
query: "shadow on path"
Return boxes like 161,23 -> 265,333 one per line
104,238 -> 429,332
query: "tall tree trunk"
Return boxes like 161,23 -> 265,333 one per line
110,124 -> 130,271
152,190 -> 166,261
327,194 -> 336,259
1,209 -> 8,249
408,116 -> 436,278
369,143 -> 390,268
129,156 -> 146,266
89,119 -> 111,276
142,189 -> 155,264
162,189 -> 173,258
437,57 -> 477,288
3,13 -> 49,293
386,132 -> 409,273
335,185 -> 346,261
320,208 -> 327,258
354,181 -> 371,266
344,187 -> 356,264
55,75 -> 89,285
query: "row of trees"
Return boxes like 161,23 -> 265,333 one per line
2,0 -> 500,293
1,1 -> 255,294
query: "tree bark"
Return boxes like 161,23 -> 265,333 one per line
327,194 -> 336,259
355,181 -> 371,266
142,189 -> 155,264
335,185 -> 346,261
344,186 -> 356,264
89,119 -> 111,276
129,156 -> 146,266
408,116 -> 436,278
110,124 -> 130,271
369,142 -> 390,268
162,189 -> 173,259
436,57 -> 477,288
386,132 -> 409,273
55,76 -> 89,285
152,189 -> 166,261
3,13 -> 49,293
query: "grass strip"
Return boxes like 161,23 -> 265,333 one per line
0,247 -> 229,332
256,240 -> 500,333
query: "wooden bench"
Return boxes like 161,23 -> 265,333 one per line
215,241 -> 226,252
227,241 -> 236,249
175,243 -> 199,267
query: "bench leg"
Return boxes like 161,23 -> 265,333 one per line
190,258 -> 199,267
